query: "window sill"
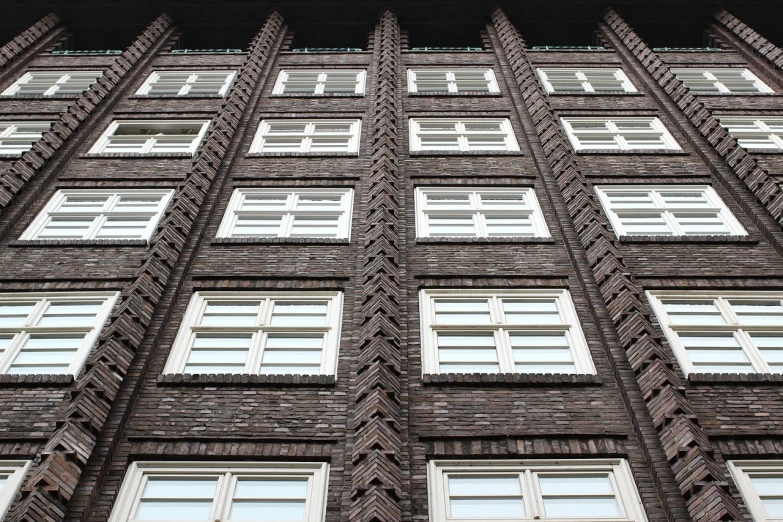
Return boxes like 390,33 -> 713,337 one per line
0,94 -> 83,99
211,237 -> 350,245
0,374 -> 74,386
742,149 -> 783,155
10,239 -> 148,247
574,149 -> 687,155
416,237 -> 556,244
688,373 -> 783,385
269,93 -> 365,98
422,373 -> 602,386
408,91 -> 502,97
547,91 -> 644,96
245,152 -> 359,158
157,373 -> 336,386
617,235 -> 757,244
0,154 -> 24,159
691,92 -> 783,97
80,153 -> 194,159
129,94 -> 226,100
409,150 -> 523,157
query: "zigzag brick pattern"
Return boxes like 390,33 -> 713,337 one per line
714,9 -> 783,71
0,13 -> 61,70
490,7 -> 744,521
350,10 -> 404,522
4,11 -> 284,522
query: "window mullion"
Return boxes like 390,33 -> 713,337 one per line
85,215 -> 107,240
496,328 -> 515,373
735,329 -> 770,373
0,332 -> 26,373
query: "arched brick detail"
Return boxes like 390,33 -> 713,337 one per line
490,7 -> 744,521
350,9 -> 404,522
5,11 -> 284,522
714,9 -> 783,73
0,13 -> 61,71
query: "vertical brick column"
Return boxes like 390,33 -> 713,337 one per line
490,6 -> 742,521
5,11 -> 284,522
350,9 -> 404,522
0,13 -> 62,75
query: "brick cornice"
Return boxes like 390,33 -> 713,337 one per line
0,13 -> 61,71
713,9 -> 783,75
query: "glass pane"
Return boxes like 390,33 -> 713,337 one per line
448,476 -> 521,496
143,478 -> 218,498
229,501 -> 306,521
730,300 -> 783,325
200,302 -> 260,326
662,300 -> 726,325
450,498 -> 525,518
0,303 -> 35,327
542,497 -> 619,518
135,501 -> 214,520
37,302 -> 103,327
269,302 -> 328,326
538,475 -> 613,495
503,299 -> 561,324
434,300 -> 491,324
234,479 -> 308,499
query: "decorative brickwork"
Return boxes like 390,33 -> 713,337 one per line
0,13 -> 61,71
714,9 -> 783,74
350,10 -> 404,522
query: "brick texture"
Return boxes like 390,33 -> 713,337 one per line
0,13 -> 61,72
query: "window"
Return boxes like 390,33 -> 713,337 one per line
0,121 -> 51,154
561,117 -> 680,151
670,68 -> 773,94
89,120 -> 211,155
728,461 -> 783,522
537,68 -> 637,93
250,119 -> 361,154
407,69 -> 499,93
21,189 -> 174,241
428,459 -> 648,522
0,292 -> 118,375
135,71 -> 236,96
108,462 -> 328,522
647,291 -> 783,375
414,187 -> 549,238
217,188 -> 353,239
163,292 -> 343,376
0,462 -> 31,520
595,186 -> 746,237
719,117 -> 783,150
419,289 -> 594,375
409,118 -> 519,152
272,70 -> 366,94
1,71 -> 102,96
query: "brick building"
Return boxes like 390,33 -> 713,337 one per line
0,1 -> 781,521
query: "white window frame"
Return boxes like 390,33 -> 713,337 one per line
20,189 -> 174,241
407,69 -> 500,93
0,461 -> 31,520
646,290 -> 783,376
428,459 -> 648,522
249,119 -> 362,154
409,118 -> 520,152
414,187 -> 550,238
272,69 -> 366,95
135,70 -> 237,97
537,68 -> 637,93
1,71 -> 102,96
594,185 -> 747,237
108,461 -> 329,522
0,292 -> 119,375
561,117 -> 681,151
719,117 -> 783,150
0,121 -> 52,155
418,288 -> 595,375
217,188 -> 354,239
163,291 -> 344,376
670,68 -> 774,94
88,120 -> 211,155
728,460 -> 783,522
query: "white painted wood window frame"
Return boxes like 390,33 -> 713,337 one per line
719,117 -> 783,150
414,187 -> 550,238
670,68 -> 774,94
728,460 -> 783,522
646,290 -> 783,376
20,189 -> 175,241
0,121 -> 52,155
1,71 -> 102,96
272,69 -> 366,94
163,291 -> 344,376
427,459 -> 648,522
88,120 -> 211,155
135,70 -> 237,96
418,288 -> 595,375
560,117 -> 681,151
537,68 -> 637,93
0,292 -> 119,375
249,119 -> 362,154
594,185 -> 747,237
406,68 -> 500,93
217,188 -> 354,239
0,461 -> 31,520
108,461 -> 329,522
409,118 -> 520,152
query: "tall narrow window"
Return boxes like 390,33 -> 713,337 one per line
217,188 -> 354,239
273,70 -> 366,94
2,71 -> 102,96
0,462 -> 31,519
164,292 -> 343,376
428,459 -> 648,522
561,117 -> 680,151
719,117 -> 783,150
89,120 -> 211,155
136,71 -> 236,96
409,118 -> 519,152
250,119 -> 361,154
647,291 -> 783,375
728,461 -> 783,522
108,462 -> 329,522
0,292 -> 118,375
537,68 -> 637,93
21,189 -> 174,241
0,121 -> 52,154
595,185 -> 746,237
415,187 -> 549,238
419,289 -> 594,375
671,68 -> 773,94
407,69 -> 499,93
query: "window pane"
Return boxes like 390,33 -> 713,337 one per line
450,499 -> 525,518
0,303 -> 35,327
269,302 -> 328,326
730,300 -> 783,325
37,302 -> 103,327
200,302 -> 260,326
434,300 -> 491,324
502,299 -> 561,324
662,300 -> 726,325
539,475 -> 619,518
